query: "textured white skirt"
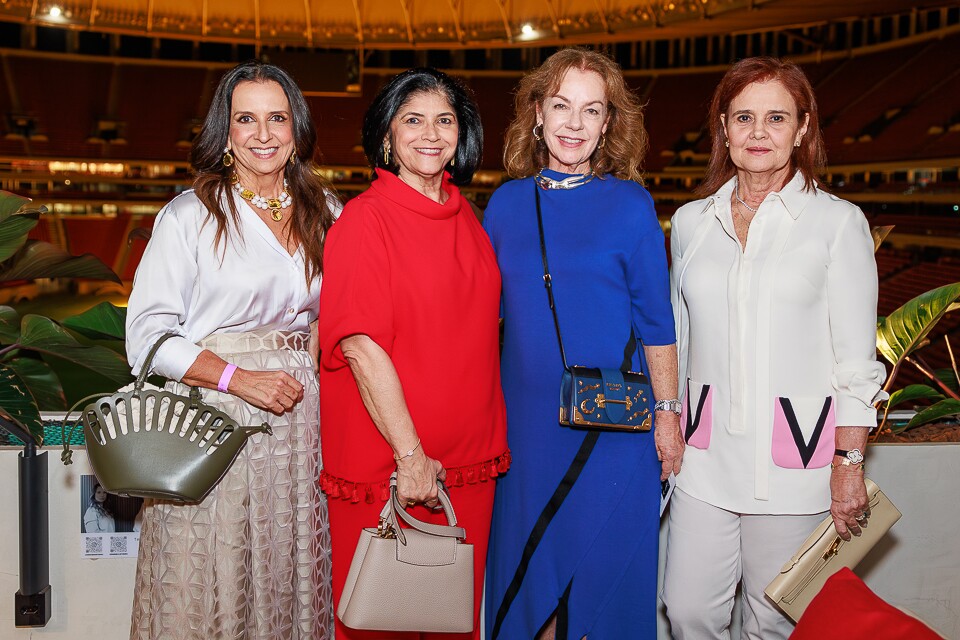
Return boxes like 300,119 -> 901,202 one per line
130,330 -> 333,640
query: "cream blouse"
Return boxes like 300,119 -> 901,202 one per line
670,172 -> 887,514
126,188 -> 340,380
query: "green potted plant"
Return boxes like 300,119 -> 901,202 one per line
0,190 -> 132,446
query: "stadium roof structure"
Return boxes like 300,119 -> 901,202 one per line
0,0 -> 931,50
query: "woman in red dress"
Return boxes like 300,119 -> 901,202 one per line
318,67 -> 509,640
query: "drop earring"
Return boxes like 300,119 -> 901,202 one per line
382,143 -> 391,165
222,147 -> 234,167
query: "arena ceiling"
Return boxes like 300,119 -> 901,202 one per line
0,0 -> 935,49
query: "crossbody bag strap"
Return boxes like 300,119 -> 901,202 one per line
536,183 -> 641,374
534,183 -> 570,370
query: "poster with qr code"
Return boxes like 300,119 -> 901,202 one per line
79,474 -> 143,559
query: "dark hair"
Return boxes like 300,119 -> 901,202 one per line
698,56 -> 826,196
191,61 -> 338,282
503,47 -> 648,183
362,67 -> 483,186
89,483 -> 113,518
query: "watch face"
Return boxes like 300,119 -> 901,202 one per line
847,449 -> 864,464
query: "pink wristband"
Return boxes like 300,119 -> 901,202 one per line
218,364 -> 237,393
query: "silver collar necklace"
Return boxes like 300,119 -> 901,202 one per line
535,169 -> 595,190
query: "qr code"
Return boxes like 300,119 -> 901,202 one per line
110,536 -> 128,555
85,537 -> 104,555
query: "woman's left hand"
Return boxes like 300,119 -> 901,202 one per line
830,467 -> 869,541
655,411 -> 685,481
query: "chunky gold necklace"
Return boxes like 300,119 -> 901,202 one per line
232,175 -> 292,221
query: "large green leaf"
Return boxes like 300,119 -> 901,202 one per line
6,356 -> 66,410
887,384 -> 943,409
907,398 -> 960,428
0,306 -> 20,344
0,190 -> 32,223
0,213 -> 38,262
0,240 -> 121,283
19,315 -> 132,383
876,283 -> 960,365
63,302 -> 127,341
0,363 -> 43,444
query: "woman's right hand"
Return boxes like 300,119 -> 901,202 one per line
229,368 -> 304,415
395,450 -> 446,509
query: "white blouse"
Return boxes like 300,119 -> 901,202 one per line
126,188 -> 340,381
670,172 -> 887,515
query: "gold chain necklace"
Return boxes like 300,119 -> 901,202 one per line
232,175 -> 292,221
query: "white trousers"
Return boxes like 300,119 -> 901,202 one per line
661,488 -> 826,640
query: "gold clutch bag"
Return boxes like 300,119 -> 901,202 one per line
764,478 -> 902,622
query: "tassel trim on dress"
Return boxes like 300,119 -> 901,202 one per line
320,449 -> 512,504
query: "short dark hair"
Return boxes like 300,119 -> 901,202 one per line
362,67 -> 483,186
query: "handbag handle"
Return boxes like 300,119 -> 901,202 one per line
59,332 -> 271,466
378,473 -> 466,544
534,183 -> 643,374
134,332 -> 180,393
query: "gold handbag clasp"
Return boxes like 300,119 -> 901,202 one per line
595,393 -> 632,411
377,519 -> 396,539
822,536 -> 842,560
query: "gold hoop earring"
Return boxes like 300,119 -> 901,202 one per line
289,151 -> 297,166
532,123 -> 543,141
597,134 -> 606,150
382,144 -> 391,165
222,147 -> 234,167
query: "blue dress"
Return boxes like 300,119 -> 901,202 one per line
484,170 -> 675,639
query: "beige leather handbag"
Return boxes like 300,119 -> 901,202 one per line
337,473 -> 474,633
765,477 -> 902,622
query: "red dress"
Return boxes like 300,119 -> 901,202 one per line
318,169 -> 509,639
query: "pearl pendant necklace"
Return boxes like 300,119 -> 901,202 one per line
735,180 -> 760,213
233,176 -> 293,221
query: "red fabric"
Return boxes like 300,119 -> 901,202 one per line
318,168 -> 508,483
320,450 -> 512,503
328,479 -> 495,640
791,568 -> 942,639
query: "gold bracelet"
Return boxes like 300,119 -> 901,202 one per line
393,438 -> 422,462
830,462 -> 865,472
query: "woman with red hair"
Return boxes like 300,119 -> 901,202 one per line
663,57 -> 887,639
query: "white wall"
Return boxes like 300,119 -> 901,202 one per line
1,443 -> 957,639
0,449 -> 137,639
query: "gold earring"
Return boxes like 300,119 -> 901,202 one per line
222,147 -> 234,167
289,151 -> 297,166
450,156 -> 455,167
532,123 -> 543,141
794,139 -> 801,147
382,144 -> 390,165
597,134 -> 606,150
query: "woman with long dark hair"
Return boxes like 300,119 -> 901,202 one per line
83,483 -> 116,533
125,61 -> 338,639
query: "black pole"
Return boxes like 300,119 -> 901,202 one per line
15,439 -> 51,627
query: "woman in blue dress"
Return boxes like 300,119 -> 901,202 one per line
484,48 -> 685,639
